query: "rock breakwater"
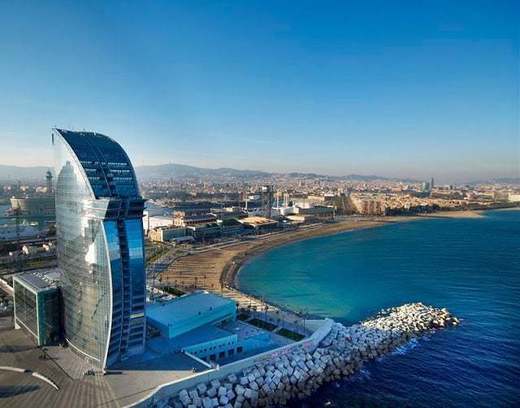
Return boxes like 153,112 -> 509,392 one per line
163,303 -> 459,408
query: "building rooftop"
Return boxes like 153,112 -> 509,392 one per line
175,324 -> 234,346
181,214 -> 218,221
146,290 -> 236,327
148,324 -> 236,354
14,268 -> 62,291
223,320 -> 273,341
54,128 -> 140,199
238,216 -> 278,226
148,215 -> 174,222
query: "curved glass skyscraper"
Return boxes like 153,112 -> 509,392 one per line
53,129 -> 146,369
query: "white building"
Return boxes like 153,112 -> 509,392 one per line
508,194 -> 520,203
143,211 -> 174,234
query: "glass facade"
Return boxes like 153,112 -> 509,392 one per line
53,129 -> 146,369
13,279 -> 61,346
13,280 -> 38,338
38,289 -> 62,345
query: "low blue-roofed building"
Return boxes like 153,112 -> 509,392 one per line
146,290 -> 237,339
145,291 -> 291,364
147,324 -> 239,362
181,329 -> 237,361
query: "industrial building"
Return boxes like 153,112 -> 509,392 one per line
219,218 -> 245,236
172,202 -> 214,227
210,207 -> 248,221
186,222 -> 222,241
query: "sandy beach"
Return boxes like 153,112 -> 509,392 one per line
160,216 -> 406,292
158,209 -> 495,294
417,210 -> 484,218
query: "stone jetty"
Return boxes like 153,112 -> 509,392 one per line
163,303 -> 459,408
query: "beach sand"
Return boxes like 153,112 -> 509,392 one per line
418,210 -> 484,219
156,208 -> 514,310
160,217 -> 403,292
158,209 -> 502,293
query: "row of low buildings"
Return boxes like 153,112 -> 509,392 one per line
144,184 -> 519,237
349,193 -> 465,216
145,201 -> 336,243
348,190 -> 520,216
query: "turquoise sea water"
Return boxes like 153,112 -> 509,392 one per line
239,210 -> 520,407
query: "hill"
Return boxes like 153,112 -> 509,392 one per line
0,165 -> 53,182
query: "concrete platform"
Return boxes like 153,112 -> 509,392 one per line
107,352 -> 207,407
0,315 -> 208,407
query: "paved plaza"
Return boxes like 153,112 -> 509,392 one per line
0,315 -> 207,408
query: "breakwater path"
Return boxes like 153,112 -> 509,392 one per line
163,303 -> 458,408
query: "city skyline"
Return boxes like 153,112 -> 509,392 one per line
0,1 -> 518,183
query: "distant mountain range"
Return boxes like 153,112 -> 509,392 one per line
134,163 -> 418,183
135,163 -> 271,180
0,162 -> 411,183
1,163 -> 517,185
0,165 -> 53,182
466,177 -> 520,186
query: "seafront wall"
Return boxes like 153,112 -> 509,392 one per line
132,303 -> 459,408
130,319 -> 334,407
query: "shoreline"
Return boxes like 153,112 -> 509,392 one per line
223,210 -> 487,292
417,209 -> 484,218
160,208 -> 489,301
222,218 -> 399,291
140,207 -> 513,407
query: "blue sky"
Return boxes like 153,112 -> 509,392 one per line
0,0 -> 518,182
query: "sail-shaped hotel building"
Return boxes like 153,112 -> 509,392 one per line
53,129 -> 146,369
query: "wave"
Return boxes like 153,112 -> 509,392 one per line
391,338 -> 419,356
350,367 -> 371,382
